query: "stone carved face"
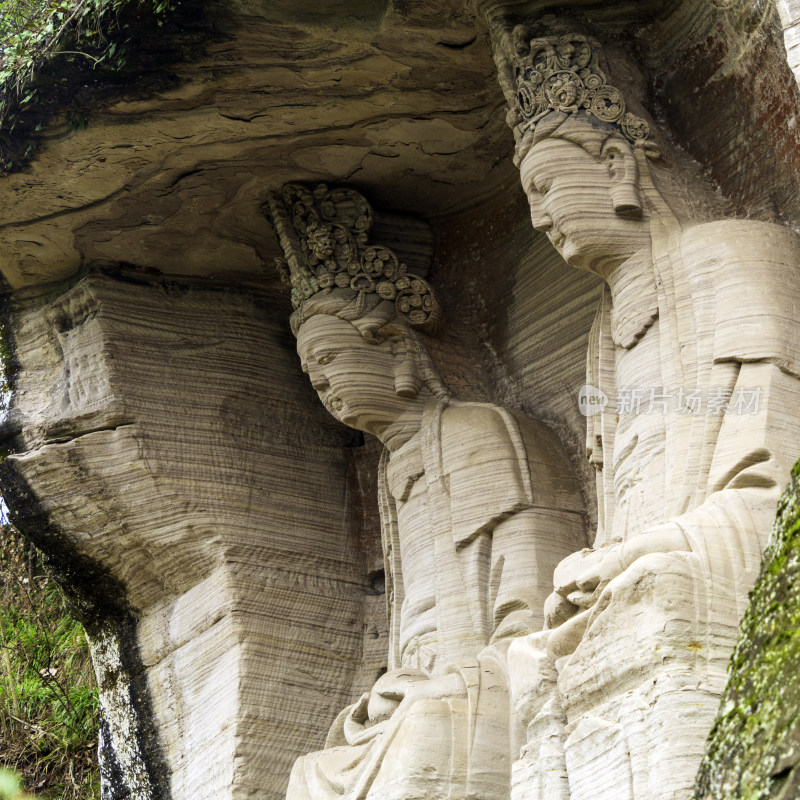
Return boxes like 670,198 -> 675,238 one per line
519,135 -> 649,275
296,313 -> 417,438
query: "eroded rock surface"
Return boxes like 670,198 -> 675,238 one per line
0,0 -> 514,290
1,1 -> 800,799
0,270 -> 372,799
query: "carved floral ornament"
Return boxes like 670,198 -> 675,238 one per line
507,31 -> 651,148
265,183 -> 441,332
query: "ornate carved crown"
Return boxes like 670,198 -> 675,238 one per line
505,31 -> 650,147
265,183 -> 441,332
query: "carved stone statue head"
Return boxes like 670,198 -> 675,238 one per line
496,31 -> 729,275
267,183 -> 449,442
292,288 -> 448,440
518,111 -> 654,274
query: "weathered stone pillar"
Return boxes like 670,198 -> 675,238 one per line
0,267 -> 370,800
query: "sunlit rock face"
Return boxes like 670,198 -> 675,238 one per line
0,269 -> 372,799
0,0 -> 800,799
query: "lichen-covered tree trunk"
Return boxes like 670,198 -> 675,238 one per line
695,460 -> 800,799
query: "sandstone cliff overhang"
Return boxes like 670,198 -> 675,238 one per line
0,0 -> 798,293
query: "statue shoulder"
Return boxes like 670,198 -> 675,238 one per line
440,402 -> 522,444
680,219 -> 800,260
680,221 -> 800,372
440,403 -> 576,471
440,403 -> 561,469
439,403 -> 583,545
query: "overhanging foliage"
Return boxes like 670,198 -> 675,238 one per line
0,0 -> 177,170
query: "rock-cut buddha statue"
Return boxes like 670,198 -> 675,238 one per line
266,183 -> 587,800
490,29 -> 800,800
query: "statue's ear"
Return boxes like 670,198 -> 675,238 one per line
601,138 -> 642,218
391,335 -> 423,398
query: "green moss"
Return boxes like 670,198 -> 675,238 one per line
0,318 -> 16,400
694,459 -> 800,799
0,0 -> 181,171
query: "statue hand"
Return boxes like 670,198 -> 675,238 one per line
573,522 -> 690,607
544,590 -> 576,629
552,547 -> 606,595
400,671 -> 465,705
366,668 -> 429,723
571,543 -> 625,603
544,547 -> 611,628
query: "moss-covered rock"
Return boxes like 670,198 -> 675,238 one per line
695,459 -> 800,799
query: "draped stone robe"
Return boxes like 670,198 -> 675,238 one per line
510,218 -> 800,800
287,400 -> 586,800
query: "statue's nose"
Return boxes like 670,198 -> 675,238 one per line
531,211 -> 553,233
308,364 -> 330,392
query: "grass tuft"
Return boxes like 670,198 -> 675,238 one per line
0,523 -> 99,799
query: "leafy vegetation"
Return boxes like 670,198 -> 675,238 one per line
0,524 -> 99,799
0,768 -> 34,799
0,0 -> 178,169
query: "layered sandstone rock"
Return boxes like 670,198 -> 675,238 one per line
0,270 -> 372,798
0,1 -> 799,799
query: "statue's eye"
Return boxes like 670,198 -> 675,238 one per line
536,180 -> 550,195
318,353 -> 337,366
